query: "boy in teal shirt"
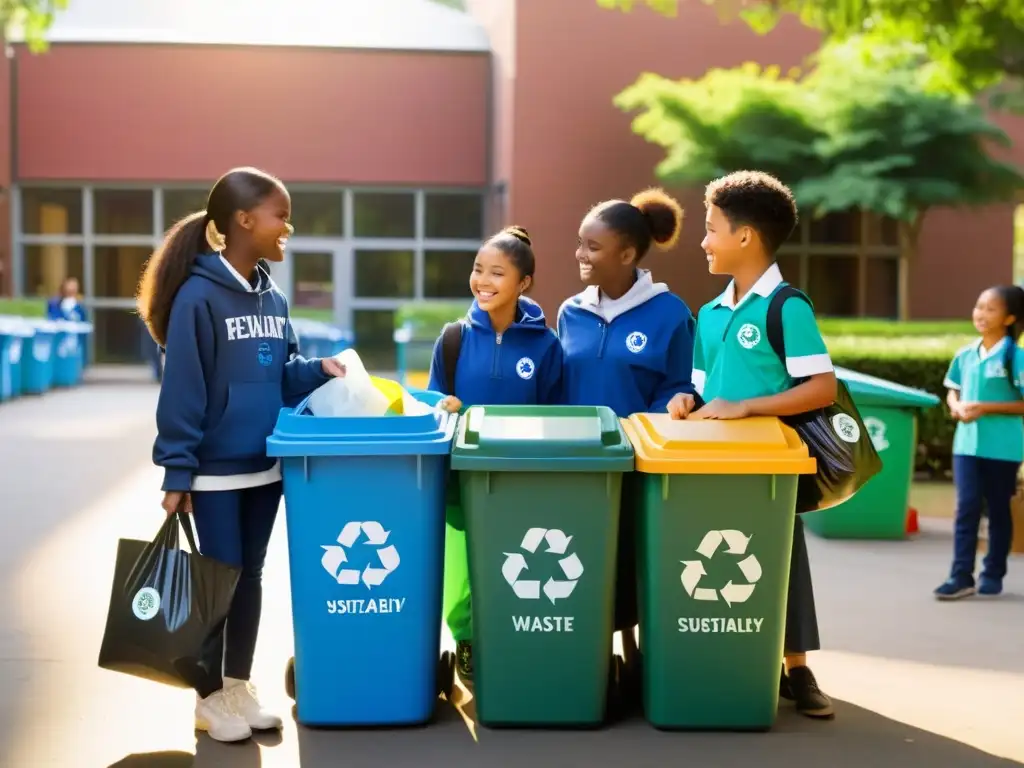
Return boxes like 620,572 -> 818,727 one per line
936,285 -> 1024,600
670,171 -> 837,719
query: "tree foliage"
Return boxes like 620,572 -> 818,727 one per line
616,37 -> 1024,318
598,0 -> 1024,105
2,0 -> 68,52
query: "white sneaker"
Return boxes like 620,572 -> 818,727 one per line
223,677 -> 284,731
195,689 -> 252,742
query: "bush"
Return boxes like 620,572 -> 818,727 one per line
827,333 -> 972,478
0,298 -> 45,317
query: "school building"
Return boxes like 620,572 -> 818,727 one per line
2,0 -> 1021,364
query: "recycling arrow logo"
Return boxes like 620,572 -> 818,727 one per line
321,521 -> 400,589
502,528 -> 584,604
680,529 -> 762,607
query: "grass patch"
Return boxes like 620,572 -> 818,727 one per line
817,317 -> 975,337
0,298 -> 46,317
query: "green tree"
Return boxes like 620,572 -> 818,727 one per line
615,62 -> 828,189
796,42 -> 1024,318
3,0 -> 68,52
615,38 -> 1024,319
598,0 -> 1024,108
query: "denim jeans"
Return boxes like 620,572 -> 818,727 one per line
951,455 -> 1019,583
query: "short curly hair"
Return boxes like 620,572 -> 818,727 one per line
704,171 -> 798,255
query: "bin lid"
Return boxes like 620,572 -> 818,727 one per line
623,414 -> 817,476
836,366 -> 939,409
450,405 -> 634,473
266,402 -> 456,458
0,316 -> 35,337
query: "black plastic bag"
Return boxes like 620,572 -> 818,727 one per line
97,511 -> 240,691
767,285 -> 883,513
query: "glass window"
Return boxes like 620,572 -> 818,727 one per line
94,189 -> 154,236
92,307 -> 147,364
807,254 -> 858,317
94,245 -> 151,299
424,250 -> 475,299
291,192 -> 343,237
291,251 -> 334,311
865,257 -> 899,318
808,211 -> 857,246
354,309 -> 397,370
424,192 -> 484,240
353,192 -> 415,238
863,213 -> 900,247
22,244 -> 85,297
162,189 -> 209,231
21,188 -> 83,235
354,250 -> 414,299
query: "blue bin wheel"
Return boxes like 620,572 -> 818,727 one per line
285,656 -> 296,701
438,651 -> 456,700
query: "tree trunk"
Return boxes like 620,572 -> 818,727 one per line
896,212 -> 924,322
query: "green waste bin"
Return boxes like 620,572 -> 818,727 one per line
451,405 -> 634,727
803,367 -> 940,540
622,414 -> 817,731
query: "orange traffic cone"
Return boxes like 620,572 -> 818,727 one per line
906,507 -> 919,535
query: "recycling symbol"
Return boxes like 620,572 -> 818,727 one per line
321,521 -> 400,589
681,529 -> 762,607
502,528 -> 584,604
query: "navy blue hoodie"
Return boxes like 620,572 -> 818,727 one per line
154,254 -> 330,492
558,270 -> 695,418
427,296 -> 562,407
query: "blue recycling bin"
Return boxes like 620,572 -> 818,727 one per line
3,319 -> 33,399
0,320 -> 15,402
266,391 -> 457,726
22,320 -> 57,395
51,321 -> 81,388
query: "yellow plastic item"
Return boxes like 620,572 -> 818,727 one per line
621,413 -> 817,475
369,376 -> 406,414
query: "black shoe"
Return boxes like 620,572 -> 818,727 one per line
456,640 -> 474,685
785,666 -> 834,719
779,664 -> 793,700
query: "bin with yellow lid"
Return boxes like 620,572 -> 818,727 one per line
621,414 -> 816,731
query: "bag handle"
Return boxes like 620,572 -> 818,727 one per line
292,391 -> 315,416
161,507 -> 201,554
765,282 -> 811,369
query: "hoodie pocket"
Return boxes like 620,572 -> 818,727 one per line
201,381 -> 283,461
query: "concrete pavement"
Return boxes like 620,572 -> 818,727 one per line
0,377 -> 1021,767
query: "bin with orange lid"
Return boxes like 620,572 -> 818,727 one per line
621,414 -> 817,731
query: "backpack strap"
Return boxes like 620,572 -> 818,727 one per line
440,320 -> 465,395
766,283 -> 812,369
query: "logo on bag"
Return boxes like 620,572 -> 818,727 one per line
132,587 -> 161,621
863,417 -> 889,451
257,342 -> 273,367
626,332 -> 648,354
516,357 -> 536,380
831,413 -> 861,444
736,324 -> 761,350
321,521 -> 400,589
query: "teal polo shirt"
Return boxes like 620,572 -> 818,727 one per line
693,263 -> 834,402
944,337 -> 1024,463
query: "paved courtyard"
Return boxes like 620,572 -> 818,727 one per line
0,375 -> 1021,767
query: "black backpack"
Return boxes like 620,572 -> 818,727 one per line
439,320 -> 465,395
764,284 -> 883,513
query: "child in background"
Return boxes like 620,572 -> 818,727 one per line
137,167 -> 345,742
674,170 -> 837,719
428,226 -> 563,686
936,285 -> 1024,600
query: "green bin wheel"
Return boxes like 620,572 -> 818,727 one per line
438,651 -> 456,700
284,656 -> 296,701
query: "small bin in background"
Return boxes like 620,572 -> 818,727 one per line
803,367 -> 939,540
21,320 -> 57,395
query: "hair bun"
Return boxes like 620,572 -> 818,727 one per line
504,225 -> 532,247
630,188 -> 683,250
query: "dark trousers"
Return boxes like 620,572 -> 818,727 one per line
191,481 -> 282,697
952,455 -> 1019,583
784,516 -> 820,655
